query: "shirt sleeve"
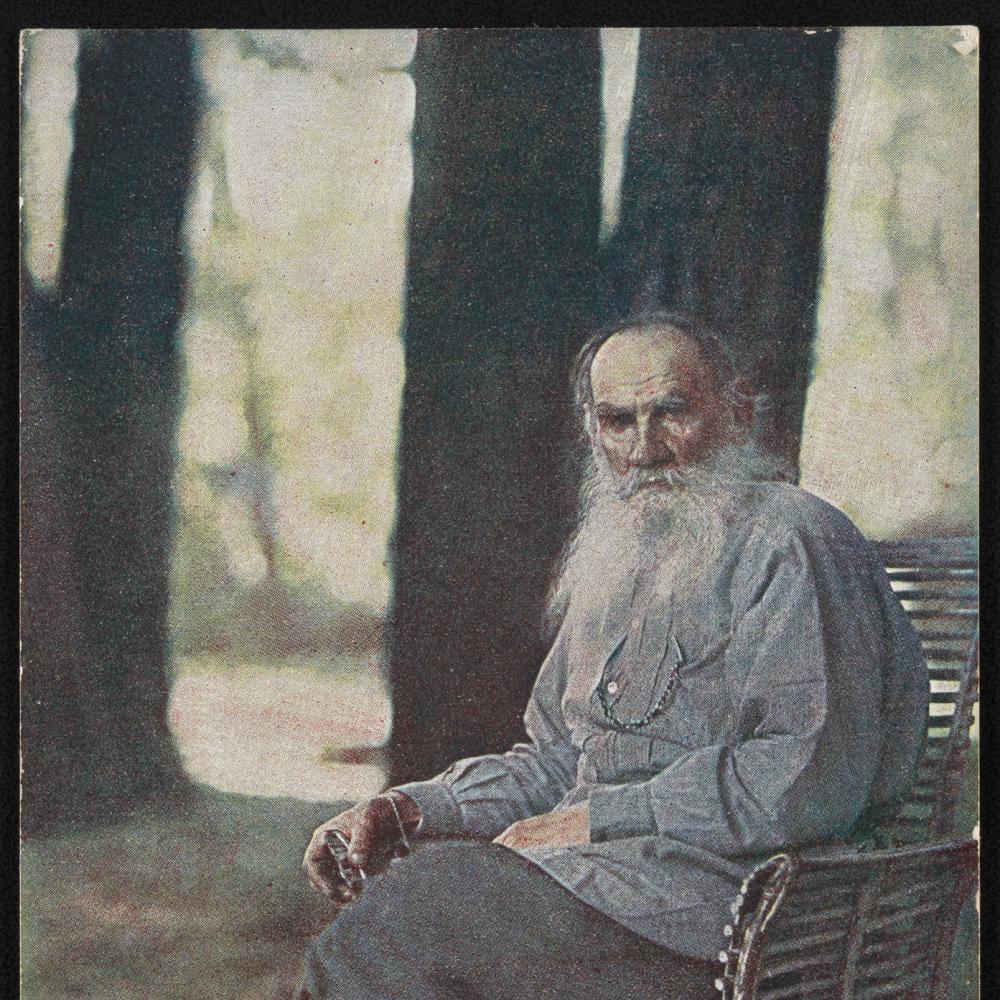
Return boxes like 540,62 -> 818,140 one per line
588,517 -> 904,856
394,628 -> 580,840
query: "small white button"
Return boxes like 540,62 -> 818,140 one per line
631,616 -> 642,629
606,680 -> 619,694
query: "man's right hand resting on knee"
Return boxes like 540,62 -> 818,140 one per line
302,791 -> 422,903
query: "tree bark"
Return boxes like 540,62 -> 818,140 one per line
388,29 -> 602,784
20,30 -> 199,835
602,28 -> 840,471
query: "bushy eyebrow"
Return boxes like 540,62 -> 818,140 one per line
595,393 -> 689,416
595,402 -> 634,417
645,392 -> 689,409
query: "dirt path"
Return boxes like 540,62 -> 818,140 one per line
169,660 -> 391,803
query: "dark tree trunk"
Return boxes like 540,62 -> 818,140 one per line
388,29 -> 602,784
20,31 -> 199,836
602,28 -> 840,471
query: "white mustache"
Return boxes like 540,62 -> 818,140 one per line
621,466 -> 690,499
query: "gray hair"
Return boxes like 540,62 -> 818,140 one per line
571,310 -> 752,422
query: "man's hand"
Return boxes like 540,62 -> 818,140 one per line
493,802 -> 590,851
302,791 -> 421,903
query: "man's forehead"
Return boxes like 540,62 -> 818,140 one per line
590,328 -> 713,402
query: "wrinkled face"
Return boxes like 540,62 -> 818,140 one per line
589,327 -> 735,491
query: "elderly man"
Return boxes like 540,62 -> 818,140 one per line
299,313 -> 927,1000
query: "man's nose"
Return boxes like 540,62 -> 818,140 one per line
629,418 -> 674,467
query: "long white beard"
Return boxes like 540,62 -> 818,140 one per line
547,437 -> 792,632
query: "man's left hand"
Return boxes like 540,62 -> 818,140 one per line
493,802 -> 590,850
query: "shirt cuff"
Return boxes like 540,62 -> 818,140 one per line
588,782 -> 657,842
392,780 -> 466,837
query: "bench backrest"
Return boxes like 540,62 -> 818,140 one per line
874,537 -> 978,843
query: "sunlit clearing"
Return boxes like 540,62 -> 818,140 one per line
800,27 -> 978,540
169,29 -> 412,801
21,29 -> 79,291
599,28 -> 640,241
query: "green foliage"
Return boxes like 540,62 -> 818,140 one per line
170,31 -> 407,631
169,505 -> 240,659
802,27 -> 978,539
170,506 -> 383,661
313,489 -> 372,522
880,27 -> 978,99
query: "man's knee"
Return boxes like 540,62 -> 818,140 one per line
303,840 -> 516,996
301,898 -> 390,1000
301,847 -> 478,1000
366,838 -> 510,907
307,842 -> 481,954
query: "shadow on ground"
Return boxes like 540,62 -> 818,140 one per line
21,788 -> 345,1000
21,746 -> 979,999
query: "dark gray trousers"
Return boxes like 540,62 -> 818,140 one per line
299,840 -> 718,1000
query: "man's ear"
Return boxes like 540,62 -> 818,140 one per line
730,379 -> 755,434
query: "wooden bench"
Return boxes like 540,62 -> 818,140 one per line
715,538 -> 979,1000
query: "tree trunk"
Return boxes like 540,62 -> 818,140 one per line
388,29 -> 602,784
20,30 -> 199,836
602,28 -> 840,471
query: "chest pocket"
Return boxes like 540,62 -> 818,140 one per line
594,609 -> 734,749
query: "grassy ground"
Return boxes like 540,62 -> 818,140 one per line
21,750 -> 978,999
20,789 -> 345,1000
